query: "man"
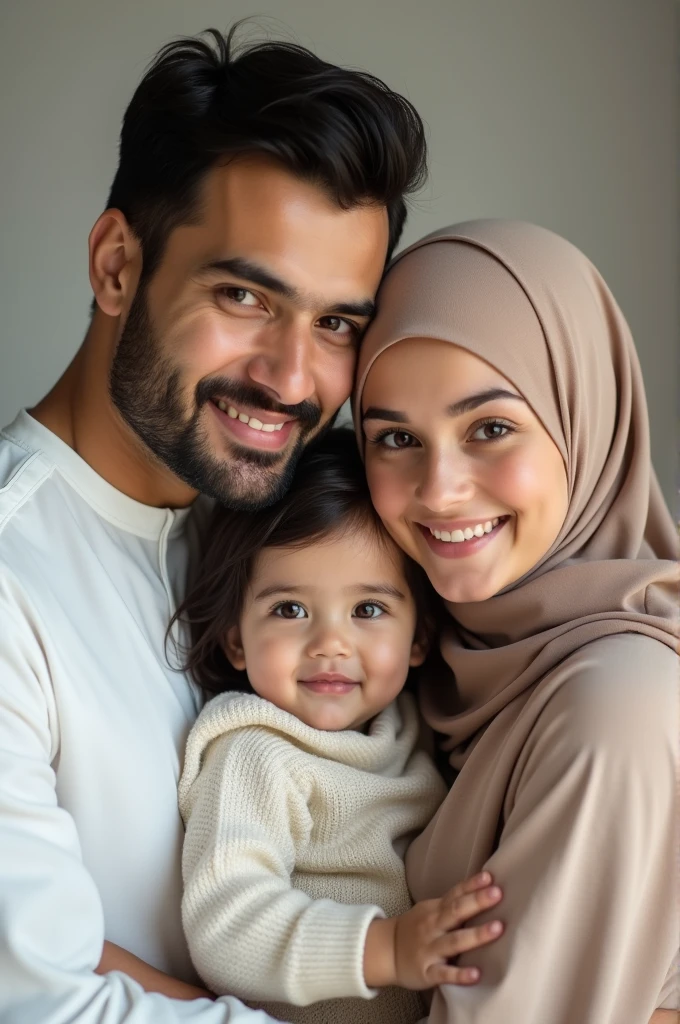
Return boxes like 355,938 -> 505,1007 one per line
0,26 -> 426,1021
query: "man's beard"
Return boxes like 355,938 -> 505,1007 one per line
109,286 -> 329,510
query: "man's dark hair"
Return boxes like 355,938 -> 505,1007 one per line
106,24 -> 427,280
172,429 -> 439,696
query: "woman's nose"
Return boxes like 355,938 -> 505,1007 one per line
415,449 -> 476,512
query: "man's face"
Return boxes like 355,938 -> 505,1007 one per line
110,157 -> 389,509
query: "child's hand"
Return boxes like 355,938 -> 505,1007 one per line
364,872 -> 503,990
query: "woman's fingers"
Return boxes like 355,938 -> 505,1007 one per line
438,883 -> 503,928
435,919 -> 504,959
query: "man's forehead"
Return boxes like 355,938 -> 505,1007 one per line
192,159 -> 389,283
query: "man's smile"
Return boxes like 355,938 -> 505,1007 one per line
210,398 -> 296,451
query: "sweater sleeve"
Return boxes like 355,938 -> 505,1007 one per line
0,580 -> 277,1024
180,729 -> 384,1005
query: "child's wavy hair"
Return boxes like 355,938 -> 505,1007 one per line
172,428 -> 441,696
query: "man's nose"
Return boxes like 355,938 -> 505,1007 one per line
415,448 -> 476,512
246,321 -> 315,407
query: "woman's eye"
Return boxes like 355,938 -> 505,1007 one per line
219,286 -> 261,307
379,430 -> 417,449
470,421 -> 512,442
317,316 -> 356,339
274,602 -> 306,619
354,602 -> 384,619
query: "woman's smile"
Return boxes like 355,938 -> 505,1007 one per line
417,515 -> 511,559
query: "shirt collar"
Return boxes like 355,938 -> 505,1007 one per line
2,410 -> 195,540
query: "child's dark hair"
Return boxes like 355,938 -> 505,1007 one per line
173,428 -> 439,695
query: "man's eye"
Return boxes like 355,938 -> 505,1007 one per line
273,602 -> 306,619
317,316 -> 356,337
219,287 -> 261,307
354,602 -> 384,619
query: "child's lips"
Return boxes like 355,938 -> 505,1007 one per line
299,674 -> 360,694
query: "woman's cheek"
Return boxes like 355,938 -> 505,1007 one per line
366,461 -> 406,526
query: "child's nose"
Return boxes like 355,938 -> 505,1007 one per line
306,622 -> 352,659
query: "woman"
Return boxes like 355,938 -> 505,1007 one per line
353,220 -> 679,1024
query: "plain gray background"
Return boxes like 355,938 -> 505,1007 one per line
1,0 -> 678,506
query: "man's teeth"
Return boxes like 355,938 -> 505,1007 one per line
215,400 -> 284,431
430,518 -> 502,543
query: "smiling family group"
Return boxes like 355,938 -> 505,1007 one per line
0,25 -> 677,1024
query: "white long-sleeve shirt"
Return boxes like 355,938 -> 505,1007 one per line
0,410 -> 283,1024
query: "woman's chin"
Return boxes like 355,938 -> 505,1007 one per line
428,569 -> 502,605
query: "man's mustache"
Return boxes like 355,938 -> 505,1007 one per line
195,377 -> 321,430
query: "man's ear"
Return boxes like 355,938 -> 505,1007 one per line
224,625 -> 247,671
88,209 -> 142,318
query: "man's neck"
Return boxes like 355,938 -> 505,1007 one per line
31,320 -> 198,510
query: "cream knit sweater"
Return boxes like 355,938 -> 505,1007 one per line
179,690 -> 447,1024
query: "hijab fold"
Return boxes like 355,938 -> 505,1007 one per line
354,220 -> 679,768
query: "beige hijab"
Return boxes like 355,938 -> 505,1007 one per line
354,219 -> 679,768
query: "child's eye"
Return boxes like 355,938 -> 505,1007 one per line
353,602 -> 386,619
273,602 -> 307,619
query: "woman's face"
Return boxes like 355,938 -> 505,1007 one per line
361,338 -> 569,603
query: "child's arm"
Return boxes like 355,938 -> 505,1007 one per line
363,871 -> 503,989
96,941 -> 214,1001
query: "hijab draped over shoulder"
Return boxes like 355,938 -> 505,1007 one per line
354,220 -> 679,770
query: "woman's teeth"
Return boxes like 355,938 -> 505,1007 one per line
215,399 -> 284,432
429,518 -> 502,543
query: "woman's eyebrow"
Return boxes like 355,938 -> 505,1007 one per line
363,389 -> 525,423
362,406 -> 408,423
447,388 -> 525,416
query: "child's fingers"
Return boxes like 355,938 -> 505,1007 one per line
445,872 -> 494,900
435,919 -> 504,960
426,963 -> 481,987
438,884 -> 502,929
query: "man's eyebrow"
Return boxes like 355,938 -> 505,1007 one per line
199,257 -> 297,300
362,389 -> 525,423
199,256 -> 375,318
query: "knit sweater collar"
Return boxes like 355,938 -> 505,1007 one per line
185,690 -> 420,780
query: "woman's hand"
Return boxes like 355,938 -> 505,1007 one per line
96,940 -> 214,1001
364,871 -> 503,990
648,1012 -> 677,1023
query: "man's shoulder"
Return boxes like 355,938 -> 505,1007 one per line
0,419 -> 55,547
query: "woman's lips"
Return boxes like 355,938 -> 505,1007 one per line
418,516 -> 510,559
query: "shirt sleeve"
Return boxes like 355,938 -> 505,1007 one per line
0,580 -> 282,1024
180,729 -> 383,1006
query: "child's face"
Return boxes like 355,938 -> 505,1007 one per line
224,525 -> 426,731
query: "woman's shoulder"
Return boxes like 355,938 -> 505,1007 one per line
531,633 -> 677,756
559,632 -> 677,684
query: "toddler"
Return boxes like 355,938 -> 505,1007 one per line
175,430 -> 503,1023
